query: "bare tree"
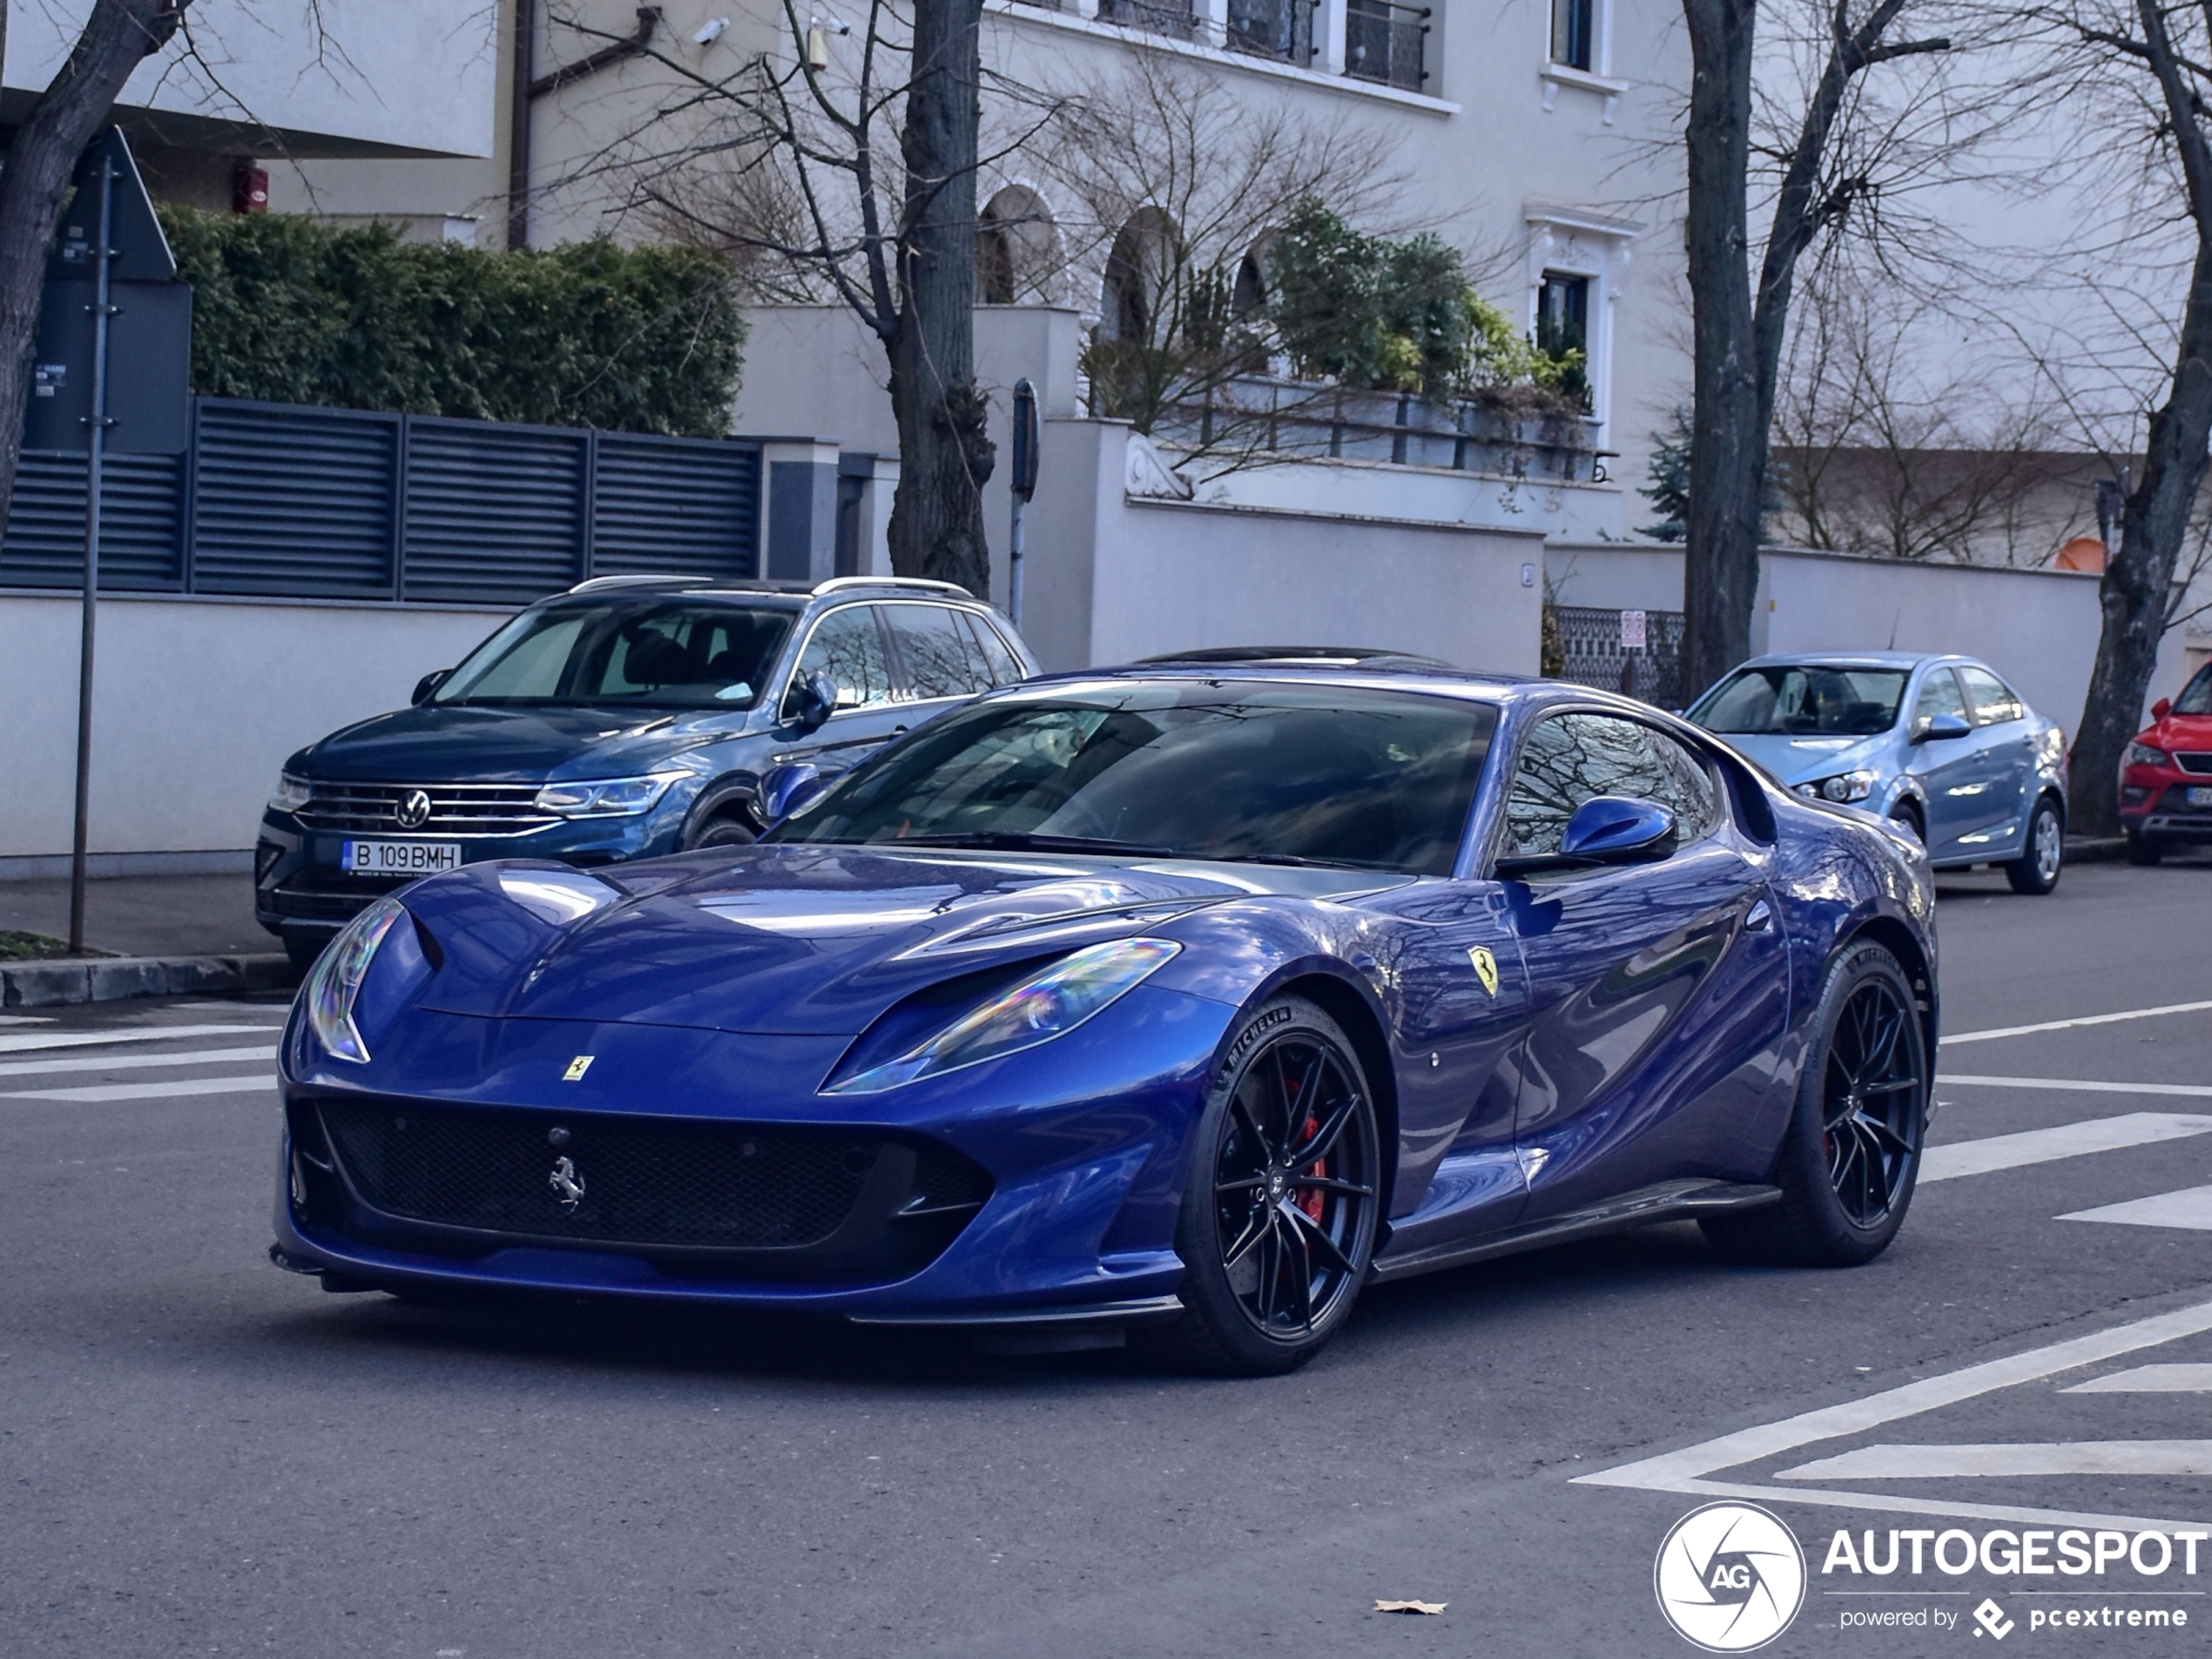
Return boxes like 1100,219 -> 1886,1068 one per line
1679,0 -> 1952,696
0,1 -> 192,533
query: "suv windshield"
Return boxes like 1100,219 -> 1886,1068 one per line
2177,663 -> 2212,716
772,682 -> 1497,874
435,600 -> 795,710
1692,664 -> 1910,737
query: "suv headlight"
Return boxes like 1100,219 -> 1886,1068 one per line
302,896 -> 406,1064
534,773 -> 682,816
826,938 -> 1181,1095
2126,741 -> 2170,770
270,771 -> 312,813
1797,769 -> 1878,804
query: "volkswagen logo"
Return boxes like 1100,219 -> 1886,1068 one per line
395,789 -> 433,830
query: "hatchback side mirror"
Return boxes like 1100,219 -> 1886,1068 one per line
412,669 -> 451,706
759,761 -> 825,823
1559,796 -> 1678,862
2154,698 -> 2173,722
1911,711 -> 1971,744
786,669 -> 839,734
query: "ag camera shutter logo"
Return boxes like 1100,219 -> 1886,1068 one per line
1654,1501 -> 1807,1651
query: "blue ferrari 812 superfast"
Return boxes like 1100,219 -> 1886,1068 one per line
273,659 -> 1939,1374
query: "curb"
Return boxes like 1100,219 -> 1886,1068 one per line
2063,836 -> 2128,865
1,954 -> 294,1008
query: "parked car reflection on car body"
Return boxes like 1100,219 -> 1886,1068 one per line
1687,651 -> 2068,894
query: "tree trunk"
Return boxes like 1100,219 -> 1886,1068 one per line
884,0 -> 995,598
1680,0 -> 1763,703
2069,239 -> 2212,834
0,1 -> 188,536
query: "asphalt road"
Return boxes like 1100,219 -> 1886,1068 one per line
4,857 -> 2212,1657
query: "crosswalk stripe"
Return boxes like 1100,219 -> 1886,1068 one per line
1780,1441 -> 2212,1480
0,1074 -> 275,1103
0,1023 -> 280,1055
0,1045 -> 277,1079
2063,1365 -> 2212,1394
1921,1113 -> 2212,1184
1939,1074 -> 2212,1099
2060,1185 -> 2212,1232
1942,999 -> 2212,1045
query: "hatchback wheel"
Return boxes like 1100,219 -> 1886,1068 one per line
1138,997 -> 1382,1376
1702,941 -> 1926,1267
2006,797 -> 2063,894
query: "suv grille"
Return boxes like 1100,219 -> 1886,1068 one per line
295,781 -> 554,835
2175,752 -> 2212,776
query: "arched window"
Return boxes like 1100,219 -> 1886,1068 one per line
976,185 -> 1060,306
1232,248 -> 1267,316
1100,208 -> 1175,341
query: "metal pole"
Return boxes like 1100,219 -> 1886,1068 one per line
1008,496 -> 1025,629
68,150 -> 117,955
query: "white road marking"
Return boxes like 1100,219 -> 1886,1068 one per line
1939,1074 -> 2212,1099
0,1024 -> 278,1055
0,1045 -> 277,1079
0,1074 -> 275,1103
0,1015 -> 57,1026
2064,1365 -> 2212,1394
1920,1113 -> 2212,1183
1943,999 -> 2212,1046
2061,1185 -> 2212,1232
1780,1442 -> 2212,1480
1575,1297 -> 2212,1532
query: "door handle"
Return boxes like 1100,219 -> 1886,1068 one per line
1743,898 -> 1774,934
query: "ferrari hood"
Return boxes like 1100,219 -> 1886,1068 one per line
404,844 -> 1409,1035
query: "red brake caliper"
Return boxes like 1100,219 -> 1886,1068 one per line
1297,1114 -> 1325,1222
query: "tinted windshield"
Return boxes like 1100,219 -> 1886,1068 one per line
435,601 -> 795,710
772,682 -> 1499,874
1691,664 -> 1910,736
2177,664 -> 2212,717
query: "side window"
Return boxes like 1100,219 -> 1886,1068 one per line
1646,728 -> 1723,841
963,611 -> 1026,686
789,606 -> 891,714
1912,668 -> 1968,731
1958,665 -> 2025,726
1504,711 -> 1682,860
884,604 -> 988,700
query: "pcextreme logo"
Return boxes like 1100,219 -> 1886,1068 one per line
1655,1502 -> 1809,1652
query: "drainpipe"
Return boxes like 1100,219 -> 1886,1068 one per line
506,0 -> 536,249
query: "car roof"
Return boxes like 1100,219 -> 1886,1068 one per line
1737,650 -> 1970,670
543,575 -> 990,610
1015,659 -> 1568,705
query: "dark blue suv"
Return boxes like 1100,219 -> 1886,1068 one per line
255,576 -> 1037,968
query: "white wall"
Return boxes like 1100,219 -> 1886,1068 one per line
0,595 -> 511,867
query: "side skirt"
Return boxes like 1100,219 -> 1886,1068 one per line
1367,1179 -> 1781,1283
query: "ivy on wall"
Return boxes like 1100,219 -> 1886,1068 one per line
159,210 -> 746,436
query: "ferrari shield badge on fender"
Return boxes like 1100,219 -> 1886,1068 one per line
563,1055 -> 594,1082
1469,948 -> 1499,996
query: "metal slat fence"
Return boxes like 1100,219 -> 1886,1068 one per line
0,398 -> 762,604
1554,604 -> 1688,710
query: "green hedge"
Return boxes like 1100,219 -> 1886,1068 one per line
158,210 -> 746,436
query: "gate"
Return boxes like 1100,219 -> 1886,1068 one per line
1553,604 -> 1689,710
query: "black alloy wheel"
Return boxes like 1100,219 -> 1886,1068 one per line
1702,940 -> 1927,1267
1140,997 -> 1382,1375
685,812 -> 759,851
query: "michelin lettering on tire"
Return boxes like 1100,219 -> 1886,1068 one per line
1654,1501 -> 1806,1652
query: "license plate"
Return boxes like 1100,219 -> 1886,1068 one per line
341,839 -> 462,875
2190,787 -> 2212,808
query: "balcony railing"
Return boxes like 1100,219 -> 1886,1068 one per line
1096,0 -> 1195,38
1345,0 -> 1428,91
1226,0 -> 1316,64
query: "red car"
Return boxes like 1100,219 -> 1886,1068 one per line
2121,662 -> 2212,862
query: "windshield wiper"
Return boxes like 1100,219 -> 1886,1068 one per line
893,832 -> 1177,857
1202,852 -> 1392,872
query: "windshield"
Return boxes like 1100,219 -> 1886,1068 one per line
1691,664 -> 1910,737
435,600 -> 795,710
2177,664 -> 2212,717
772,682 -> 1499,874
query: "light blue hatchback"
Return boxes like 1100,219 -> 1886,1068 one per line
1687,651 -> 2068,894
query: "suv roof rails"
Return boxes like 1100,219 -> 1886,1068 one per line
566,573 -> 716,595
811,576 -> 974,598
1136,644 -> 1448,667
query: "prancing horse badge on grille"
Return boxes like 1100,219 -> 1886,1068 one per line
549,1156 -> 585,1209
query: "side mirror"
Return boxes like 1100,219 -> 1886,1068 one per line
759,761 -> 825,823
412,668 -> 451,706
1911,711 -> 1971,745
786,669 -> 839,734
2154,698 -> 2173,722
1559,795 -> 1677,862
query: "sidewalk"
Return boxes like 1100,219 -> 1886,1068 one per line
0,873 -> 289,1007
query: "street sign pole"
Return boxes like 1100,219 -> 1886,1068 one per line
1008,379 -> 1039,628
67,151 -> 118,954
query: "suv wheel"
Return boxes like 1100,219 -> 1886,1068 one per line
2127,827 -> 2164,866
685,812 -> 759,851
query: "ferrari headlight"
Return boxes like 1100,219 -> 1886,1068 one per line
533,773 -> 682,816
1800,769 -> 1878,804
301,896 -> 406,1064
827,937 -> 1181,1095
2127,741 -> 2170,770
270,771 -> 312,813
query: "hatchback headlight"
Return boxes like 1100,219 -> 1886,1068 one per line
534,773 -> 682,816
827,938 -> 1181,1095
1797,769 -> 1878,804
2126,741 -> 2171,770
270,771 -> 312,813
301,896 -> 406,1064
